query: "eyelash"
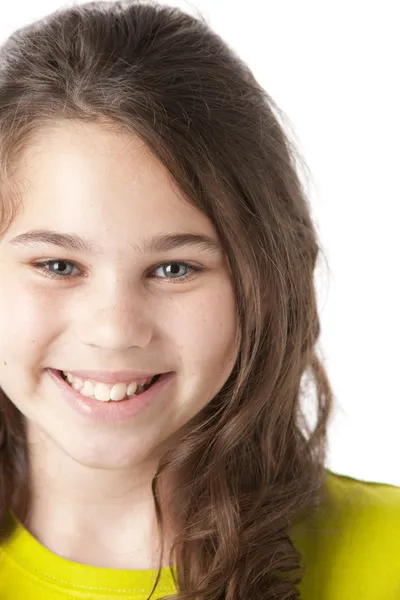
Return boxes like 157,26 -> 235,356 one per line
32,259 -> 203,284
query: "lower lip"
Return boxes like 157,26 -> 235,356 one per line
47,368 -> 175,423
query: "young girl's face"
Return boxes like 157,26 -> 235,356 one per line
0,121 -> 238,470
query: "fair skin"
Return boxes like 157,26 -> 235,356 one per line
0,121 -> 239,569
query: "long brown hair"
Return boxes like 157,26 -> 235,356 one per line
0,1 -> 334,598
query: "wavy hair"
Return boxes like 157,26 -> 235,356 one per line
0,1 -> 335,598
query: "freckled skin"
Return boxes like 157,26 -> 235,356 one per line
0,122 -> 239,567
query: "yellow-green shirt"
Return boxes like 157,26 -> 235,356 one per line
0,469 -> 399,599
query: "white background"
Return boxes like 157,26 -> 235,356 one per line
1,1 -> 399,486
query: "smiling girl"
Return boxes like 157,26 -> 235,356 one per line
0,2 -> 398,599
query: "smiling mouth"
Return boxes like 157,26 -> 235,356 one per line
59,370 -> 162,401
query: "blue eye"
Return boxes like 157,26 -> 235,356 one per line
35,260 -> 80,280
33,259 -> 203,283
153,262 -> 193,279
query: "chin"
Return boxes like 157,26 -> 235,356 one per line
54,426 -> 164,471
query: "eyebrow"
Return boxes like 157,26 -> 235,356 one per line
9,228 -> 223,256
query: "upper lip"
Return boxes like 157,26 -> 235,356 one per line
53,368 -> 168,384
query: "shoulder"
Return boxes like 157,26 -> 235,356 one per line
322,468 -> 400,527
290,469 -> 400,600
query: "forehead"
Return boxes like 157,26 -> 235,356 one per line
18,120 -> 180,200
4,121 -> 220,254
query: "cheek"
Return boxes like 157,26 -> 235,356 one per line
0,280 -> 62,363
166,281 -> 238,376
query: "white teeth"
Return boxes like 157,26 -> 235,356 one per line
94,382 -> 114,402
72,377 -> 83,390
61,371 -> 145,402
127,382 -> 138,396
81,381 -> 94,398
110,383 -> 127,401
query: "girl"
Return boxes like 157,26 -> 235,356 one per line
0,1 -> 398,599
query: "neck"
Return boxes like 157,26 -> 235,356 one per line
19,423 -> 176,570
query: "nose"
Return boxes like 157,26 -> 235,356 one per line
75,280 -> 153,351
